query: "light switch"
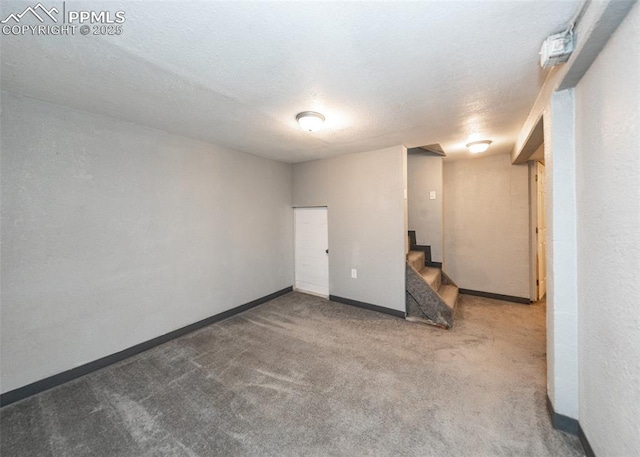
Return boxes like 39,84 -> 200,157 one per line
351,268 -> 357,279
429,191 -> 436,200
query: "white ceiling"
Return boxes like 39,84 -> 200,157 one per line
1,1 -> 579,162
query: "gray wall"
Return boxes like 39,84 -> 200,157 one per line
0,93 -> 294,393
292,146 -> 407,312
407,154 -> 443,262
575,4 -> 639,454
443,154 -> 530,298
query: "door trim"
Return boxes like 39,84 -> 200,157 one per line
294,206 -> 329,298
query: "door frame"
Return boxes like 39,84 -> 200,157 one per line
529,158 -> 547,301
293,206 -> 329,298
536,162 -> 547,300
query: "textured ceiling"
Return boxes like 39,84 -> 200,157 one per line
1,1 -> 579,162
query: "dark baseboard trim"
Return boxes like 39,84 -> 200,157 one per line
409,244 -> 432,262
578,424 -> 596,457
329,295 -> 406,318
546,395 -> 596,457
425,261 -> 442,268
546,395 -> 579,436
0,286 -> 293,408
459,288 -> 530,304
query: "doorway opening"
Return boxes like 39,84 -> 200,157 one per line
529,144 -> 547,301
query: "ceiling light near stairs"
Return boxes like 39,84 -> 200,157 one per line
296,111 -> 325,132
466,140 -> 492,154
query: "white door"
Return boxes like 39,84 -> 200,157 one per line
294,207 -> 329,297
537,162 -> 547,299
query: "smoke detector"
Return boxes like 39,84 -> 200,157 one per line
540,30 -> 574,68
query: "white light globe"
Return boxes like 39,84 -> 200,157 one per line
296,112 -> 325,132
466,140 -> 492,154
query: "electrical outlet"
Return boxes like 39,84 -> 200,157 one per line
351,268 -> 357,279
429,191 -> 436,200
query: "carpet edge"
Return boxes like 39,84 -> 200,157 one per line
0,286 -> 293,407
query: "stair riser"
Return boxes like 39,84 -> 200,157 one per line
433,272 -> 442,293
407,251 -> 425,271
438,284 -> 459,311
419,267 -> 441,291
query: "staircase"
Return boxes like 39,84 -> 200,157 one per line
406,249 -> 459,329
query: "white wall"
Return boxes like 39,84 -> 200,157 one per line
574,4 -> 640,454
443,154 -> 530,298
292,146 -> 407,312
0,93 -> 294,393
544,89 -> 578,420
408,154 -> 443,262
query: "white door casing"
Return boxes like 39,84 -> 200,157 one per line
294,207 -> 329,297
537,162 -> 547,299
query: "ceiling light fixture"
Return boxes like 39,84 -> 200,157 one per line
296,111 -> 325,132
466,140 -> 492,154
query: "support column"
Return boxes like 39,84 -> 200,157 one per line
544,89 -> 578,423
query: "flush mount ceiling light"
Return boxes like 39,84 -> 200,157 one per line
466,140 -> 492,154
296,111 -> 325,132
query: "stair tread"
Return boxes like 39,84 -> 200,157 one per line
419,267 -> 441,289
438,284 -> 459,310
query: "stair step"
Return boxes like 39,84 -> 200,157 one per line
438,284 -> 459,311
420,266 -> 441,291
407,251 -> 425,271
406,263 -> 455,329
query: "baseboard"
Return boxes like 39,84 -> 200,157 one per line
0,286 -> 293,408
409,244 -> 432,263
546,395 -> 596,455
578,423 -> 596,457
293,287 -> 328,299
408,230 -> 417,246
459,288 -> 530,304
546,395 -> 579,435
329,295 -> 406,318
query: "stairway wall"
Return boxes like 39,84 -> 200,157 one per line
408,154 -> 444,262
443,154 -> 530,299
293,146 -> 407,312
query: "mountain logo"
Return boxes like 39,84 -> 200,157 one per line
1,3 -> 59,23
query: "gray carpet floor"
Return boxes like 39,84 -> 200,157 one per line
1,292 -> 584,456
